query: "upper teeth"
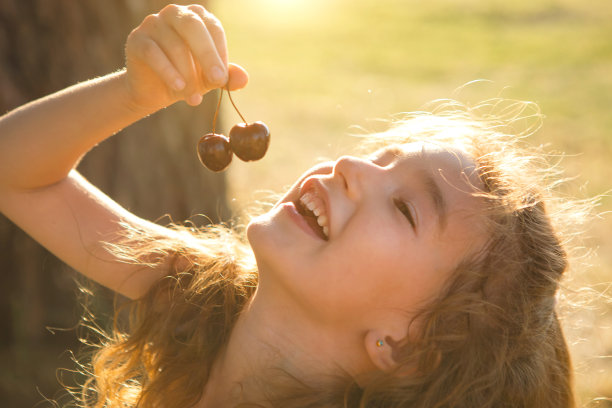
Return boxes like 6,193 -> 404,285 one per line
299,190 -> 329,238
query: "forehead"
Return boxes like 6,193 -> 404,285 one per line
373,142 -> 476,173
373,142 -> 481,189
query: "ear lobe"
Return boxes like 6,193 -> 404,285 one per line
364,330 -> 400,372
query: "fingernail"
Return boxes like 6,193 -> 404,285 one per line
173,78 -> 186,91
209,66 -> 226,84
189,93 -> 203,105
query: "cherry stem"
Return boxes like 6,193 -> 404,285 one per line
226,85 -> 248,124
212,88 -> 223,134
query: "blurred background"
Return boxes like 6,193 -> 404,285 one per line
1,0 -> 610,406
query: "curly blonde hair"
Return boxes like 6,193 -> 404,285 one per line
76,99 -> 590,408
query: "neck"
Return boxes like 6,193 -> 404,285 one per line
198,279 -> 371,407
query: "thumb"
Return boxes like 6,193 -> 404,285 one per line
226,63 -> 249,91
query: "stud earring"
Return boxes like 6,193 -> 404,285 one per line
376,339 -> 384,348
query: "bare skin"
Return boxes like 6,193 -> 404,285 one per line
0,5 -> 486,406
0,5 -> 248,299
199,144 -> 486,405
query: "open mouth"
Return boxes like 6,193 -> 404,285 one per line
295,192 -> 329,241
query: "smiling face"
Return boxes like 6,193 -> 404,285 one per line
247,142 -> 486,332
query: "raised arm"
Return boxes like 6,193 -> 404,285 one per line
0,4 -> 248,299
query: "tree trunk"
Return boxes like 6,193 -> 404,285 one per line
0,1 -> 227,405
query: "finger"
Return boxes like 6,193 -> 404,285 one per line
150,22 -> 201,99
165,8 -> 227,88
188,5 -> 229,67
127,30 -> 185,92
227,63 -> 249,91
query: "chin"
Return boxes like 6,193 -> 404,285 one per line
247,208 -> 305,282
246,210 -> 284,265
245,215 -> 284,290
246,213 -> 269,249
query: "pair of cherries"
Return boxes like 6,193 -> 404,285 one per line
197,87 -> 270,172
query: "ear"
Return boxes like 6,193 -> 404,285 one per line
364,330 -> 402,372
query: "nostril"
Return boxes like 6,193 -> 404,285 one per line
341,172 -> 348,191
333,156 -> 358,195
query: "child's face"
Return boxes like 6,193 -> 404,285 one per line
247,142 -> 486,330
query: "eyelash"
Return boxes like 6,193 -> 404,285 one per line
394,198 -> 416,229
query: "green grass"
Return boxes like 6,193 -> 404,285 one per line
213,0 -> 612,404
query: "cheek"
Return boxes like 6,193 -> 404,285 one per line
324,232 -> 410,301
336,234 -> 446,311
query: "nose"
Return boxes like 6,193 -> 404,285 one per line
332,156 -> 381,199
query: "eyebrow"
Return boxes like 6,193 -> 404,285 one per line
419,169 -> 448,232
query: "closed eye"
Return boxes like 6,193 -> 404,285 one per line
394,198 -> 416,230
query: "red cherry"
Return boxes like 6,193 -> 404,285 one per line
229,121 -> 270,162
197,133 -> 233,172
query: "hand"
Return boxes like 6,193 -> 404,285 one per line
124,4 -> 248,111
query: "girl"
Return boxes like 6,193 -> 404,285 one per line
0,4 -> 582,408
